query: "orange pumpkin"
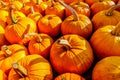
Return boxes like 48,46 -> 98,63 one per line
59,0 -> 92,39
65,1 -> 90,18
28,33 -> 54,58
50,34 -> 94,74
45,0 -> 65,19
54,73 -> 85,80
38,14 -> 62,37
56,0 -> 84,4
91,0 -> 115,16
0,69 -> 7,80
8,55 -> 53,80
92,4 -> 120,31
0,25 -> 9,48
0,44 -> 28,74
5,6 -> 37,44
92,56 -> 120,80
90,22 -> 120,59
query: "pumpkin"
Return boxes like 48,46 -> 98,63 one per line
92,4 -> 120,31
38,14 -> 62,37
0,44 -> 28,74
59,0 -> 92,39
55,0 -> 84,4
0,25 -> 9,48
27,33 -> 54,58
50,34 -> 94,74
91,0 -> 115,16
54,73 -> 85,80
92,56 -> 120,80
90,22 -> 120,59
5,6 -> 37,44
45,0 -> 65,20
27,6 -> 43,23
65,1 -> 90,18
0,69 -> 7,80
8,55 -> 53,80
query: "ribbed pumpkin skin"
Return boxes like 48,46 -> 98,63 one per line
54,73 -> 85,80
90,25 -> 120,59
0,69 -> 7,80
5,17 -> 37,44
0,44 -> 28,74
50,34 -> 94,74
92,56 -> 120,80
8,55 -> 53,80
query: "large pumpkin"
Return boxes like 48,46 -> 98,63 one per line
92,4 -> 120,31
8,55 -> 53,80
38,14 -> 62,37
0,44 -> 28,74
90,22 -> 120,59
92,56 -> 120,80
0,69 -> 7,80
54,73 -> 85,80
28,33 -> 54,58
59,0 -> 92,39
50,34 -> 94,74
5,6 -> 37,44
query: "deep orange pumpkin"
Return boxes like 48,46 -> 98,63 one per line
0,44 -> 28,74
50,34 -> 94,74
54,73 -> 85,80
90,22 -> 120,59
59,0 -> 92,39
92,4 -> 120,31
28,33 -> 54,58
92,56 -> 120,80
8,55 -> 53,80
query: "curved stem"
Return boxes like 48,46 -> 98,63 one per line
9,5 -> 18,24
58,0 -> 79,21
24,33 -> 42,42
1,45 -> 12,57
106,4 -> 120,16
111,22 -> 120,36
57,39 -> 72,50
30,6 -> 35,14
12,62 -> 27,78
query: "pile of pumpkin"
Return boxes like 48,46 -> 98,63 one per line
1,0 -> 120,80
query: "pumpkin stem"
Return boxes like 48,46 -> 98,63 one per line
12,62 -> 27,78
57,39 -> 72,50
111,22 -> 120,36
99,0 -> 103,2
9,5 -> 18,24
0,1 -> 7,7
61,77 -> 66,80
50,0 -> 55,6
30,6 -> 35,14
58,0 -> 79,21
1,45 -> 12,57
24,33 -> 42,43
37,0 -> 41,5
105,4 -> 120,16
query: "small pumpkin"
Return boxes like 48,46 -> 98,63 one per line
5,6 -> 37,44
8,55 -> 53,80
27,33 -> 54,58
92,4 -> 120,31
91,0 -> 115,16
54,73 -> 85,80
50,34 -> 94,74
0,69 -> 7,80
59,0 -> 92,39
90,22 -> 120,59
38,14 -> 62,37
92,56 -> 120,80
0,44 -> 28,74
45,0 -> 65,19
65,1 -> 90,18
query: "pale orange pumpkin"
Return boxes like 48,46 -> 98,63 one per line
90,22 -> 120,59
59,0 -> 92,39
54,73 -> 85,80
92,56 -> 120,80
50,34 -> 94,74
0,44 -> 28,74
8,55 -> 53,80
